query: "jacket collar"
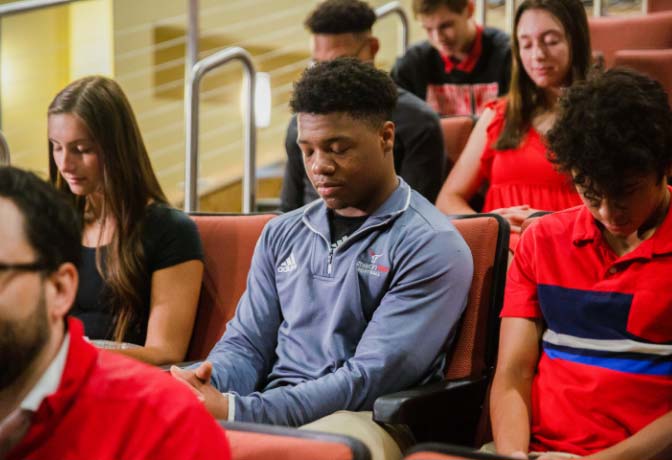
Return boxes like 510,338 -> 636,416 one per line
302,177 -> 412,239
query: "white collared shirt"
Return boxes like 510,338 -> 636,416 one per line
20,334 -> 70,413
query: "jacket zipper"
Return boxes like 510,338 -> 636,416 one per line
316,220 -> 392,276
302,190 -> 410,276
327,247 -> 334,275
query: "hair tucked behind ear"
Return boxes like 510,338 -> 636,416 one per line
48,76 -> 167,342
495,0 -> 591,150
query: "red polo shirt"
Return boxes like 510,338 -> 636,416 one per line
8,318 -> 231,460
503,200 -> 672,455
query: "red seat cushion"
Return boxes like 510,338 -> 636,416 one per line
589,11 -> 672,68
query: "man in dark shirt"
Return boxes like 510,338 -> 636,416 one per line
281,0 -> 445,211
392,0 -> 511,116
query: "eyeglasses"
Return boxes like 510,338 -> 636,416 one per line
307,39 -> 371,68
0,261 -> 48,290
0,262 -> 47,272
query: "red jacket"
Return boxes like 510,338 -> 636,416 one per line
8,318 -> 231,460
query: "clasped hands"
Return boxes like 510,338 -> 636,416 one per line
171,361 -> 230,419
488,205 -> 542,234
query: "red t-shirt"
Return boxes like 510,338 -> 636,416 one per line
9,318 -> 231,460
479,99 -> 582,247
502,203 -> 672,455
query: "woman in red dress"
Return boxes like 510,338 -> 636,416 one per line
436,0 -> 592,248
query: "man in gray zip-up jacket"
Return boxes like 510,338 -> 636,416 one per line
172,59 -> 472,457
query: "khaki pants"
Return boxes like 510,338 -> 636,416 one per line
481,442 -> 580,458
301,411 -> 404,460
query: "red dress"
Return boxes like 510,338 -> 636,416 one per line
479,99 -> 582,248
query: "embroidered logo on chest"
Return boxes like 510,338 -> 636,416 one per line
356,248 -> 390,277
277,252 -> 298,273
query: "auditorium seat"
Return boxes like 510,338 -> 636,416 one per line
589,11 -> 672,68
221,420 -> 371,460
441,116 -> 476,175
374,214 -> 510,446
435,116 -> 485,213
520,211 -> 551,236
614,48 -> 672,107
647,0 -> 672,13
186,212 -> 276,361
404,443 -> 513,460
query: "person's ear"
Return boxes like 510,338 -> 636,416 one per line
369,36 -> 380,59
45,262 -> 78,321
380,121 -> 395,156
466,0 -> 475,18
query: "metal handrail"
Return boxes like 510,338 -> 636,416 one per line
505,0 -> 515,33
184,47 -> 257,213
0,0 -> 84,16
475,0 -> 486,26
594,0 -> 604,16
0,130 -> 9,165
374,1 -> 410,55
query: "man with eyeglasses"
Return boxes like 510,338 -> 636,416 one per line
0,167 -> 230,460
280,0 -> 446,211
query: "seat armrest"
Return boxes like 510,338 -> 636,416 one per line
373,377 -> 489,445
158,360 -> 200,371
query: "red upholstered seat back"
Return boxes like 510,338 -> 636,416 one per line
405,453 -> 464,460
228,431 -> 355,460
614,48 -> 672,107
186,213 -> 276,361
404,442 -> 513,460
441,116 -> 475,171
647,0 -> 672,14
444,215 -> 508,381
222,421 -> 370,460
589,11 -> 672,68
404,443 -> 514,460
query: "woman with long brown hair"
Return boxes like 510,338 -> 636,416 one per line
48,75 -> 203,365
436,0 -> 591,248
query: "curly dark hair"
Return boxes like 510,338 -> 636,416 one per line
290,57 -> 397,127
304,0 -> 376,34
547,68 -> 672,198
0,166 -> 81,272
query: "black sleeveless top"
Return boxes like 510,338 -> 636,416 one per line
71,204 -> 203,344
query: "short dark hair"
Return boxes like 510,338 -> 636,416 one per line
547,68 -> 672,198
412,0 -> 469,15
305,0 -> 376,34
290,57 -> 398,127
0,167 -> 81,272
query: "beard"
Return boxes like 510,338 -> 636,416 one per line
0,288 -> 50,391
